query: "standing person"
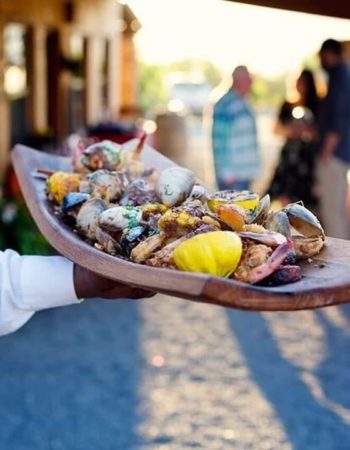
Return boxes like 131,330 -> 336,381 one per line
317,39 -> 350,239
211,65 -> 261,191
267,69 -> 319,211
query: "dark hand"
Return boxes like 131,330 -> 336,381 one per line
73,264 -> 155,300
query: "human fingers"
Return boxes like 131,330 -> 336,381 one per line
103,285 -> 155,300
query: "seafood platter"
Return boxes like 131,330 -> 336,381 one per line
12,138 -> 350,311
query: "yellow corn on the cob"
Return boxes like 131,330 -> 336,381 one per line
47,171 -> 81,205
158,209 -> 201,237
141,203 -> 168,219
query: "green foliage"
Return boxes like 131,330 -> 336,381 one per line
251,76 -> 286,108
137,59 -> 223,112
137,62 -> 168,112
168,59 -> 222,87
0,196 -> 52,255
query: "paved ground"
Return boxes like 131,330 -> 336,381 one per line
3,113 -> 350,449
2,298 -> 350,449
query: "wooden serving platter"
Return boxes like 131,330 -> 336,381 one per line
11,142 -> 350,311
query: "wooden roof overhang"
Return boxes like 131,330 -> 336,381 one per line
224,1 -> 350,20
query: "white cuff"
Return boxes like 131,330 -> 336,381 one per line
19,255 -> 80,311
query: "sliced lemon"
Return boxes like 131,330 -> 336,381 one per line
207,190 -> 259,214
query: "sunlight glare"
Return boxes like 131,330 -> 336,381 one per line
127,0 -> 350,78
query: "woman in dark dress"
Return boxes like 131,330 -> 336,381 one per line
268,69 -> 319,211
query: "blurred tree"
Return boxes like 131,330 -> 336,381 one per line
137,59 -> 223,113
0,197 -> 52,255
251,75 -> 286,108
0,167 -> 52,255
137,62 -> 168,112
169,59 -> 222,87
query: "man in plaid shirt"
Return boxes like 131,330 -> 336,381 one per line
211,66 -> 261,191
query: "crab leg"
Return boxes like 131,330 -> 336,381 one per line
248,239 -> 293,284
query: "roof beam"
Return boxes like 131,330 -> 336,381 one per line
224,0 -> 350,20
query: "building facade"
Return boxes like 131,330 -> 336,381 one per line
0,0 -> 140,179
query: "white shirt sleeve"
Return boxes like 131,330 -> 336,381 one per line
0,249 -> 81,336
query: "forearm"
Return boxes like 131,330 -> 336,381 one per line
0,250 -> 153,336
0,250 -> 79,336
320,132 -> 340,160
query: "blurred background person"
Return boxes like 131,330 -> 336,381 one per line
317,38 -> 350,239
267,69 -> 319,211
211,65 -> 261,191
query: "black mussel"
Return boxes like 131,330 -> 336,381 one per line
283,249 -> 297,265
259,265 -> 302,286
61,192 -> 90,214
120,226 -> 147,256
95,226 -> 122,255
147,213 -> 162,230
265,210 -> 291,238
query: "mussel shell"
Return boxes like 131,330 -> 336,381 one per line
61,192 -> 90,214
239,231 -> 287,247
252,194 -> 270,225
95,226 -> 122,255
283,203 -> 325,240
120,226 -> 147,256
265,210 -> 291,238
259,265 -> 302,286
283,249 -> 297,265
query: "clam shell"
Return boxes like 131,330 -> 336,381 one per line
76,198 -> 107,240
86,169 -> 129,202
156,167 -> 195,206
82,140 -> 122,171
99,206 -> 142,232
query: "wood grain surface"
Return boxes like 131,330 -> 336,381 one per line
11,142 -> 350,311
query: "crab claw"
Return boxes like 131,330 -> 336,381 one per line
133,131 -> 147,156
248,239 -> 294,284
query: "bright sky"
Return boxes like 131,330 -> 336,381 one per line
124,0 -> 350,78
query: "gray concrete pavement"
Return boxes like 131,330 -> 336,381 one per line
2,297 -> 350,449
